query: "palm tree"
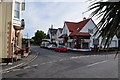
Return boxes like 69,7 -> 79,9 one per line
88,1 -> 120,50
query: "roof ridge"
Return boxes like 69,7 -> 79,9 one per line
65,18 -> 91,24
78,18 -> 91,24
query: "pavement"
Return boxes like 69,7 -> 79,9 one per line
1,51 -> 38,73
2,45 -> 119,78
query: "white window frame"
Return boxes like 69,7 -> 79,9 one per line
88,29 -> 93,34
93,38 -> 99,45
77,28 -> 80,31
14,2 -> 20,19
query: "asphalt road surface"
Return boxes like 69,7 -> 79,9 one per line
3,46 -> 118,78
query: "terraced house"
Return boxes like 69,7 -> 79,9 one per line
0,0 -> 25,62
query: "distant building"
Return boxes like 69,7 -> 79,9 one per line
56,28 -> 63,45
46,26 -> 58,42
0,0 -> 25,62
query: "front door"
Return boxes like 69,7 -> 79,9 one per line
82,43 -> 89,49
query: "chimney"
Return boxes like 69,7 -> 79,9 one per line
83,17 -> 86,20
51,25 -> 53,29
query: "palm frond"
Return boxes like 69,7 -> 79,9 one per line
89,1 -> 120,49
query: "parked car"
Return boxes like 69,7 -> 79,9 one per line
40,42 -> 49,48
47,44 -> 56,49
54,45 -> 68,52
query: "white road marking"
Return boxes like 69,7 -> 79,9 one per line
12,69 -> 21,71
59,59 -> 66,61
40,63 -> 46,65
32,64 -> 38,67
24,64 -> 39,69
38,55 -> 117,67
24,66 -> 31,69
0,63 -> 7,65
38,55 -> 96,65
87,60 -> 110,67
87,58 -> 118,67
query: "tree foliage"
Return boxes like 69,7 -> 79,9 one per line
22,38 -> 26,44
33,30 -> 46,45
89,1 -> 120,48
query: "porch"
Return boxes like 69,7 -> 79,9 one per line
68,35 -> 91,49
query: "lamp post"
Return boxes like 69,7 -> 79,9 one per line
24,33 -> 30,53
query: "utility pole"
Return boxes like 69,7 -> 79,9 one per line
51,25 -> 53,42
27,33 -> 28,40
24,33 -> 30,53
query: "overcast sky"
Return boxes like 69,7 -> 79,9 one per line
22,0 -> 94,38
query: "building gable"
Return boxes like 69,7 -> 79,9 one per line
62,23 -> 70,36
80,19 -> 97,36
64,19 -> 91,36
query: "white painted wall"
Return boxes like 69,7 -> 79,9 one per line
12,0 -> 24,49
80,19 -> 97,48
111,35 -> 118,47
100,35 -> 118,48
47,29 -> 57,41
80,19 -> 118,48
62,23 -> 70,36
56,29 -> 62,40
13,0 -> 22,26
56,30 -> 59,40
80,20 -> 97,35
47,30 -> 51,39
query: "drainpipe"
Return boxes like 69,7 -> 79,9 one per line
12,38 -> 15,63
118,24 -> 120,50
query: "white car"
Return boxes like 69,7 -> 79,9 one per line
47,44 -> 56,49
41,42 -> 49,48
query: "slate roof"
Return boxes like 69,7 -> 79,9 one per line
59,34 -> 68,38
49,28 -> 58,35
45,34 -> 50,39
58,28 -> 63,33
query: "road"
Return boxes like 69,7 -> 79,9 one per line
3,46 -> 118,78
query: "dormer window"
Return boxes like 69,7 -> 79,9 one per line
14,2 -> 20,19
88,29 -> 93,34
76,28 -> 80,31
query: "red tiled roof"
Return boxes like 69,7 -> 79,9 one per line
65,18 -> 91,36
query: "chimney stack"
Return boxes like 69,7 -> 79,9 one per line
83,17 -> 86,20
51,25 -> 53,29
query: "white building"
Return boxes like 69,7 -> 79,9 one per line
60,18 -> 118,49
46,27 -> 58,42
56,28 -> 63,45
